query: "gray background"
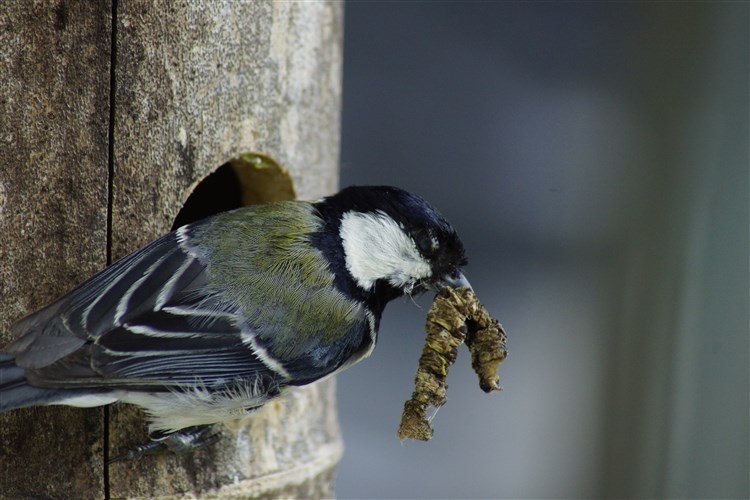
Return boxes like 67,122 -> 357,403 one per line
334,3 -> 748,499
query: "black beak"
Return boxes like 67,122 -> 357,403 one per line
436,271 -> 473,292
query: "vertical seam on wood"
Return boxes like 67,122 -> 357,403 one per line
104,1 -> 118,497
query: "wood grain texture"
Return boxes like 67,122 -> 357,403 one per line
111,0 -> 342,253
0,1 -> 112,497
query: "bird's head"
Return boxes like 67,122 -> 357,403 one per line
313,186 -> 470,308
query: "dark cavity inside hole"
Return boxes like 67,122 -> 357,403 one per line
171,163 -> 242,230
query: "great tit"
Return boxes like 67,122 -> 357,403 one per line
0,185 -> 470,449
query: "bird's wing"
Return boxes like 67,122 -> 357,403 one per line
9,229 -> 283,390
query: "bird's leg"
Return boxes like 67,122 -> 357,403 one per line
108,425 -> 219,462
108,440 -> 164,463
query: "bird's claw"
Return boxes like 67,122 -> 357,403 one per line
108,425 -> 219,462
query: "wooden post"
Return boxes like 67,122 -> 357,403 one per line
0,1 -> 343,497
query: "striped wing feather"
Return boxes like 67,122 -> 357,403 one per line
9,230 -> 279,390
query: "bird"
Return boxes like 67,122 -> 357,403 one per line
0,185 -> 470,456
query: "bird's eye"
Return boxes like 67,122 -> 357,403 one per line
414,228 -> 438,256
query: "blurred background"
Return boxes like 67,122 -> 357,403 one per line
334,2 -> 748,499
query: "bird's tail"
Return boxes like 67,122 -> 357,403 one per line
0,353 -> 64,411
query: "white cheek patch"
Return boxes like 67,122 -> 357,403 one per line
339,210 -> 432,291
